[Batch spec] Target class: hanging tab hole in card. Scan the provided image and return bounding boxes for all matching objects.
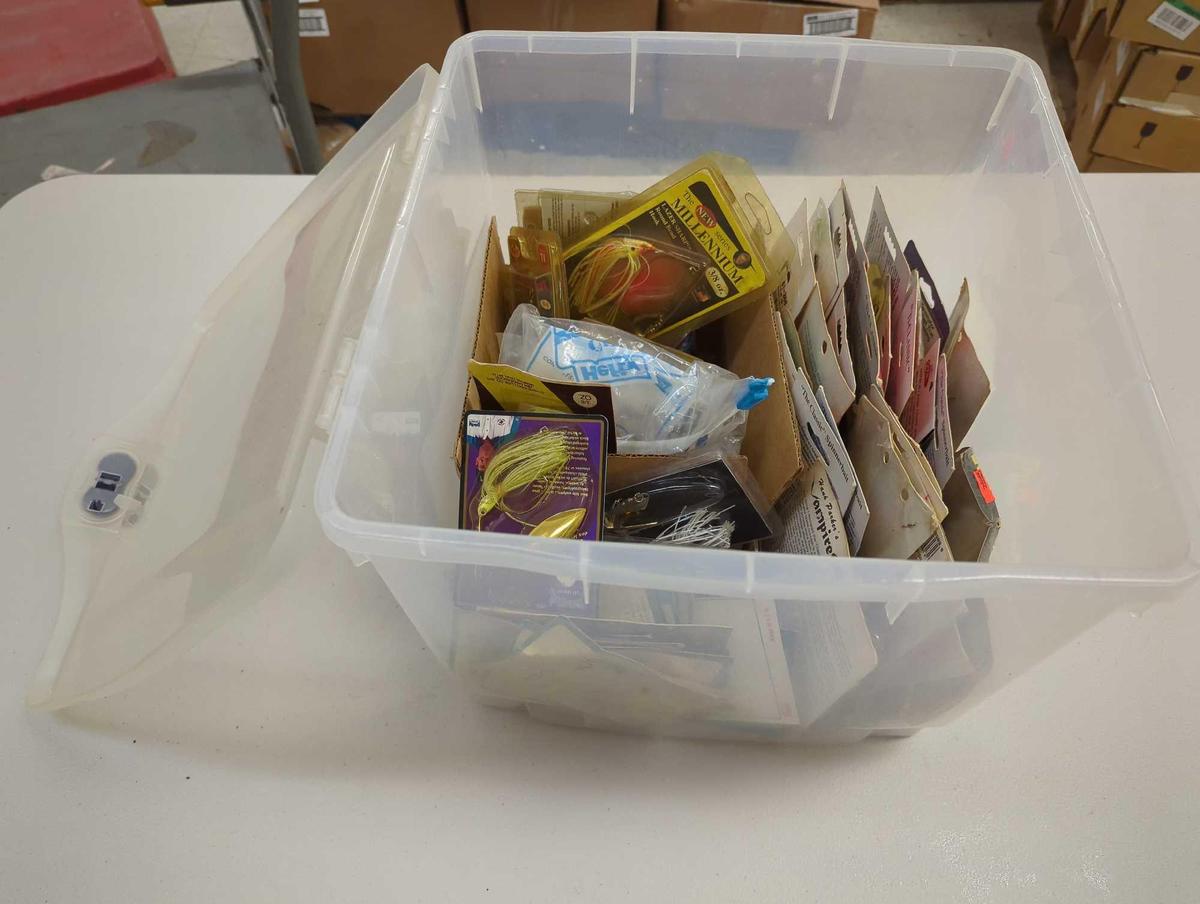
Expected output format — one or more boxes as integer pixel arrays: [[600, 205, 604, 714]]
[[743, 192, 771, 236]]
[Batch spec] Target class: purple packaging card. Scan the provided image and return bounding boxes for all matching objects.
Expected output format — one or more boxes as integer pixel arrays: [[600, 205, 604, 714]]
[[460, 411, 607, 540]]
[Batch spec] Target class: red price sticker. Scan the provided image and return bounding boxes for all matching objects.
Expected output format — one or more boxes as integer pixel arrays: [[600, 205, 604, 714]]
[[973, 467, 995, 505]]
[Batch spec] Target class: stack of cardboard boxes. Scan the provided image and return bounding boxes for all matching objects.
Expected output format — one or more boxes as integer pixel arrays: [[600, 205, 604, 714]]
[[1049, 0, 1200, 171], [463, 0, 659, 32], [465, 0, 876, 41], [294, 0, 876, 117], [1046, 0, 1112, 91], [659, 0, 876, 38], [289, 0, 465, 115]]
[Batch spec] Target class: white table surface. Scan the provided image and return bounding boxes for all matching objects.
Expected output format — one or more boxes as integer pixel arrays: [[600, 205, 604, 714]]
[[1, 174, 1197, 903]]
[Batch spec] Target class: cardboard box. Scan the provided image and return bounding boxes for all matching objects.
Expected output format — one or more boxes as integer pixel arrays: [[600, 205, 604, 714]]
[[1043, 0, 1074, 30], [662, 0, 878, 39], [1074, 19, 1111, 87], [1056, 0, 1093, 40], [1066, 0, 1111, 48], [291, 0, 463, 115], [1071, 40, 1137, 161], [1069, 0, 1112, 86], [657, 0, 875, 128], [1093, 102, 1200, 168], [1072, 40, 1200, 167], [1112, 0, 1200, 53], [465, 3, 656, 108], [464, 0, 659, 30], [1123, 44, 1200, 110], [1085, 152, 1167, 169], [460, 220, 805, 506]]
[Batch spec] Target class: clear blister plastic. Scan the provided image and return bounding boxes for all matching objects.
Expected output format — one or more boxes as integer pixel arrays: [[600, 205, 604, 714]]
[[561, 154, 771, 345], [605, 451, 781, 548], [499, 304, 771, 456]]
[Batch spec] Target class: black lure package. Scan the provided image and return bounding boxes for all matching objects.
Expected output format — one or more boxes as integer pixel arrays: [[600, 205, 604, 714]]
[[605, 451, 780, 548]]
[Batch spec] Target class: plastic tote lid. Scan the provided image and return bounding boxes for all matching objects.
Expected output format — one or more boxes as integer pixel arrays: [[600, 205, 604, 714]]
[[27, 67, 439, 710]]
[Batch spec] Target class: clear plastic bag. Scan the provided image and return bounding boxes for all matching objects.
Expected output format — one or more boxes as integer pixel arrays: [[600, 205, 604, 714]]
[[499, 304, 771, 455]]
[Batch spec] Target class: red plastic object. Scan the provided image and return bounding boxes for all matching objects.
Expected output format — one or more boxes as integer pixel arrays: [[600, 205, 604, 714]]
[[0, 0, 175, 115]]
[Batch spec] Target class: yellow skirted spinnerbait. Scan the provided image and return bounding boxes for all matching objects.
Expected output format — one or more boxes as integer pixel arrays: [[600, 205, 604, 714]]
[[567, 238, 656, 322], [476, 427, 573, 527]]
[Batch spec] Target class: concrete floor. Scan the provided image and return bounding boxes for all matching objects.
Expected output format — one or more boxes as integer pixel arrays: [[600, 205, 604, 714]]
[[153, 1, 258, 77], [875, 0, 1047, 63], [872, 1, 1073, 120]]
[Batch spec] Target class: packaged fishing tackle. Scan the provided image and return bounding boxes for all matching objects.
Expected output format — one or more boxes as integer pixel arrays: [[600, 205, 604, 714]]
[[562, 154, 770, 345], [499, 304, 771, 455], [459, 412, 607, 540], [605, 451, 780, 546], [504, 227, 569, 318]]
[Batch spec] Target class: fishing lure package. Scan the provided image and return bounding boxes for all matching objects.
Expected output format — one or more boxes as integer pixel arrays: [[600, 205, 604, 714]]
[[503, 227, 569, 318], [704, 151, 796, 312], [516, 188, 635, 247], [467, 359, 619, 452], [459, 411, 608, 540], [562, 154, 770, 345], [458, 218, 804, 510], [499, 303, 772, 456], [605, 451, 781, 548]]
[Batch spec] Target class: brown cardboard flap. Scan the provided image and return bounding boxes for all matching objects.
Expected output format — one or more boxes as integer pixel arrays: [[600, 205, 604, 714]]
[[1071, 7, 1111, 83], [472, 218, 507, 366], [1070, 39, 1137, 160], [1086, 153, 1168, 170], [1094, 103, 1200, 169], [1068, 0, 1109, 54], [1056, 0, 1091, 39], [454, 220, 504, 467], [724, 298, 805, 506], [606, 454, 671, 489], [1124, 46, 1200, 108], [1113, 0, 1200, 53]]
